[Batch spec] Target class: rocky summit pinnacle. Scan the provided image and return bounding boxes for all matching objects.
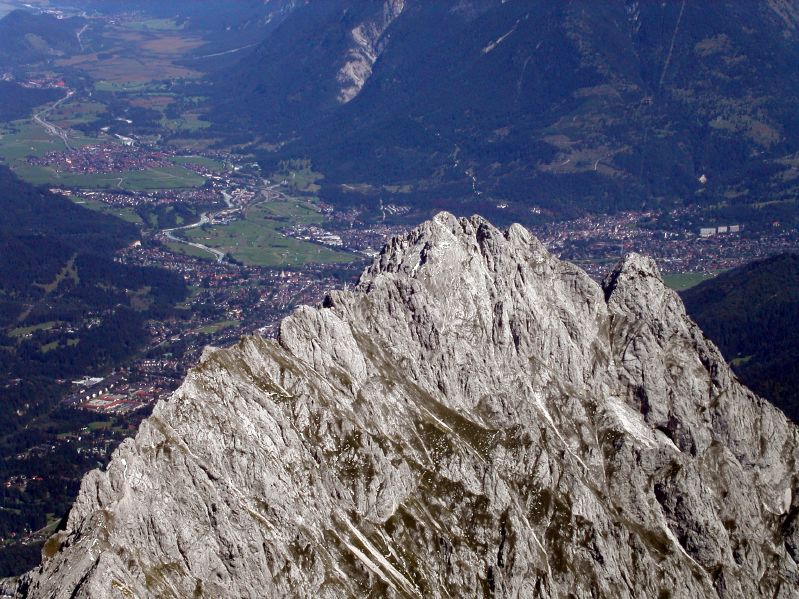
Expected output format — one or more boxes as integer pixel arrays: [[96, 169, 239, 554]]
[[3, 212, 798, 598]]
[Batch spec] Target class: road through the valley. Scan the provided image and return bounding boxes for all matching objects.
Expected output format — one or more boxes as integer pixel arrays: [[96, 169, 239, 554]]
[[33, 90, 75, 150]]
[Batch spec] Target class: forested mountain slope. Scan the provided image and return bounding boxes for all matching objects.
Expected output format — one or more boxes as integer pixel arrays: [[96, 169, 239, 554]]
[[0, 166, 186, 433], [210, 0, 799, 222], [682, 253, 799, 422]]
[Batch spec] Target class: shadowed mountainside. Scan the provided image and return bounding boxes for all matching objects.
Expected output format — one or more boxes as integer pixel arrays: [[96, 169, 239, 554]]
[[681, 253, 799, 423], [210, 0, 799, 223]]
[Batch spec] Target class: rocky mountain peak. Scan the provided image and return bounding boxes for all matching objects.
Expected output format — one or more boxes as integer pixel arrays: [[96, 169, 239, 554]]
[[3, 213, 798, 598]]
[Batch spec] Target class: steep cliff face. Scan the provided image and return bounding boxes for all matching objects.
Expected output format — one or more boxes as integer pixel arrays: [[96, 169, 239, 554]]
[[4, 213, 798, 598], [336, 0, 405, 103], [211, 0, 412, 136]]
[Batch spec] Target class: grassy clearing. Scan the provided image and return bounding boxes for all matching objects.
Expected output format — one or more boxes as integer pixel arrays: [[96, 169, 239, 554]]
[[87, 421, 112, 431], [197, 320, 240, 335], [166, 137, 223, 152], [170, 155, 225, 170], [40, 341, 60, 353], [0, 120, 96, 174], [179, 200, 355, 267], [271, 159, 324, 193], [0, 120, 87, 161], [162, 112, 210, 132], [94, 80, 170, 93], [126, 18, 183, 31], [129, 286, 153, 311], [71, 196, 144, 225], [163, 240, 215, 261], [49, 101, 107, 127], [14, 163, 205, 191], [663, 272, 720, 291], [129, 94, 176, 109], [110, 166, 205, 190], [175, 286, 205, 309], [9, 322, 57, 339], [34, 255, 79, 294], [60, 48, 200, 84], [730, 354, 754, 367]]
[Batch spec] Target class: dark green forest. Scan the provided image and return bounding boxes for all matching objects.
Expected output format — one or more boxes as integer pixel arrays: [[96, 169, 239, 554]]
[[681, 253, 799, 422], [0, 82, 64, 123], [0, 10, 83, 67], [0, 165, 186, 430]]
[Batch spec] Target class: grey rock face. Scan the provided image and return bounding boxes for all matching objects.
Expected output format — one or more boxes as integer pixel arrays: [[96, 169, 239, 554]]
[[336, 0, 405, 103], [5, 212, 798, 598]]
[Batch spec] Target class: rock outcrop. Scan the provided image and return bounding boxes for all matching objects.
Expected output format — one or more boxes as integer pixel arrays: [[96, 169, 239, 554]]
[[4, 212, 798, 598], [336, 0, 405, 103]]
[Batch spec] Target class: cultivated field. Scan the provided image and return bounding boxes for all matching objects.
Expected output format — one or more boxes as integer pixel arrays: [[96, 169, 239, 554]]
[[178, 201, 355, 267]]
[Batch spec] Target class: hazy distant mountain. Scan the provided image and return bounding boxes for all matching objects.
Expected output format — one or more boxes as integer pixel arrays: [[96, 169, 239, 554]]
[[210, 0, 799, 222], [181, 0, 305, 70], [0, 10, 84, 68], [210, 1, 405, 136], [681, 253, 799, 422]]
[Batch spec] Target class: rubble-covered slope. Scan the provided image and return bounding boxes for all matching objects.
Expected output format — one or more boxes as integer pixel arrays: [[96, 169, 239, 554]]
[[4, 212, 799, 598]]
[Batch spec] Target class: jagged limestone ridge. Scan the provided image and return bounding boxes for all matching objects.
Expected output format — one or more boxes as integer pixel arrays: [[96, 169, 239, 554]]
[[4, 212, 798, 598]]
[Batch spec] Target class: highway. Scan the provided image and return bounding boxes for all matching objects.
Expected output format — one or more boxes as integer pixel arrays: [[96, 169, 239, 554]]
[[162, 211, 226, 263], [33, 90, 75, 150], [161, 185, 283, 264]]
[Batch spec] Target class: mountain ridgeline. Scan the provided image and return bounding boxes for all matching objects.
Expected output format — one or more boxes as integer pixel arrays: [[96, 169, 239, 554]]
[[209, 0, 799, 224], [3, 214, 797, 598]]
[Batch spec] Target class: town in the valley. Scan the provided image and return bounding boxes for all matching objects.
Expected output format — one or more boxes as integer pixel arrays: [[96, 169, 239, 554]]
[[8, 125, 799, 425], [43, 141, 799, 427]]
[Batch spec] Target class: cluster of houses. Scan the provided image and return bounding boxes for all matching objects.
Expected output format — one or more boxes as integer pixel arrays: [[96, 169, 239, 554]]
[[699, 224, 742, 238]]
